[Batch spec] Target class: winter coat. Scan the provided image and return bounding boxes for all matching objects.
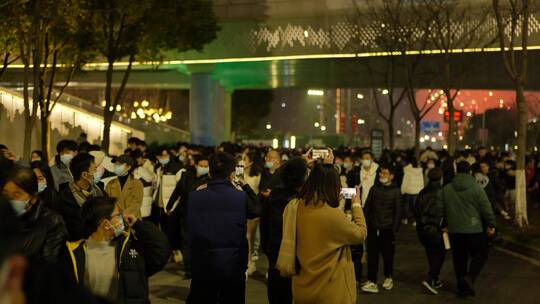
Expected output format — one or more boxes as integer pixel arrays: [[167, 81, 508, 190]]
[[56, 182, 105, 241], [363, 182, 402, 232], [292, 202, 367, 304], [105, 175, 144, 218], [153, 162, 183, 209], [61, 220, 170, 304], [187, 179, 262, 280], [360, 163, 379, 206], [414, 182, 444, 246], [50, 161, 73, 191], [401, 164, 425, 195], [133, 160, 156, 218], [265, 186, 297, 265], [437, 173, 496, 234], [20, 201, 68, 264]]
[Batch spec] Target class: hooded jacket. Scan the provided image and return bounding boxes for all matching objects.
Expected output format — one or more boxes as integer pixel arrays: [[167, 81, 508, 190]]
[[437, 173, 496, 234], [61, 220, 170, 304]]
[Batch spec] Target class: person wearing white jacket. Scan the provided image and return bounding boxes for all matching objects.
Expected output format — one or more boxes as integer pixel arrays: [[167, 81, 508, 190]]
[[130, 149, 156, 219], [400, 160, 425, 225], [360, 151, 379, 207]]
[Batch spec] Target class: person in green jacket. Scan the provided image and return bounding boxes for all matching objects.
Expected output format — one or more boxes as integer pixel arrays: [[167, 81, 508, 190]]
[[437, 161, 496, 298]]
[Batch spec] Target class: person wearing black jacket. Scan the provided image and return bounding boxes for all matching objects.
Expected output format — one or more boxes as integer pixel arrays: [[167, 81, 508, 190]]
[[265, 157, 308, 304], [415, 168, 446, 295], [1, 167, 68, 264], [60, 196, 170, 304], [56, 153, 105, 241], [186, 152, 262, 304], [165, 155, 211, 279], [361, 164, 402, 294]]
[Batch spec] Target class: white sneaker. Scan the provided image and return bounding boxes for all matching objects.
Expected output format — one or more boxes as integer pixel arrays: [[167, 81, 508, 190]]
[[361, 281, 379, 293], [382, 277, 394, 290], [401, 219, 408, 225]]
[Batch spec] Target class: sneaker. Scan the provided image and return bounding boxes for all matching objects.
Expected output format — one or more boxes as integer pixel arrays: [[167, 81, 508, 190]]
[[412, 221, 417, 227], [433, 280, 443, 289], [247, 260, 257, 275], [172, 250, 183, 263], [382, 277, 394, 290], [361, 281, 379, 293], [401, 219, 408, 225], [422, 280, 439, 295], [501, 210, 511, 220]]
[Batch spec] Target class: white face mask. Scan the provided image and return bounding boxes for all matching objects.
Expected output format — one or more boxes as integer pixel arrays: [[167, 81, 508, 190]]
[[427, 163, 436, 169], [60, 153, 74, 165], [197, 166, 209, 176], [379, 177, 390, 185], [114, 165, 128, 176], [362, 159, 372, 168]]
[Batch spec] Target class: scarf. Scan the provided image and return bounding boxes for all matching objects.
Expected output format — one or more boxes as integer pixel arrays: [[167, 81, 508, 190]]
[[69, 181, 103, 207], [276, 198, 300, 277]]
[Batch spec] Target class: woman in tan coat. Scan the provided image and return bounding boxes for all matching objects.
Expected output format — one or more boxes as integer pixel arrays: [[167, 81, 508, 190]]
[[105, 154, 144, 218], [292, 163, 367, 304]]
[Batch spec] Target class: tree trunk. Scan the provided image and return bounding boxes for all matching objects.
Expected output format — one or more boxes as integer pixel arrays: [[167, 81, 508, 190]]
[[515, 83, 529, 227], [447, 97, 456, 154], [388, 113, 395, 149], [101, 61, 114, 153], [414, 116, 421, 159], [22, 64, 34, 160], [41, 113, 51, 161]]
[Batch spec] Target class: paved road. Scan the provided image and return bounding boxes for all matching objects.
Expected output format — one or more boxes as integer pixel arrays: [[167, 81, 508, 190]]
[[149, 225, 540, 304]]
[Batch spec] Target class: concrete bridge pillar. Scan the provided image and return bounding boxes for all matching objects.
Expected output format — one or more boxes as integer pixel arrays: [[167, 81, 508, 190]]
[[189, 64, 233, 146]]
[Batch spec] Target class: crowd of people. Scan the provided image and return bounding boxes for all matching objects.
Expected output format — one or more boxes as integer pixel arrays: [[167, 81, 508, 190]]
[[0, 134, 534, 303]]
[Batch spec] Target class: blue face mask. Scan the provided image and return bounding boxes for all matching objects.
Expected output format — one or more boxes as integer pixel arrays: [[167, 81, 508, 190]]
[[110, 215, 126, 238], [159, 158, 170, 166], [60, 154, 74, 165], [38, 182, 47, 193], [114, 165, 128, 176], [9, 200, 28, 216], [179, 155, 186, 163], [94, 167, 104, 184], [265, 161, 274, 169]]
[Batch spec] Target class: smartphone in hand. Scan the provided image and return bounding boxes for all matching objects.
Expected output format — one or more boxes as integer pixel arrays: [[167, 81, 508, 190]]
[[340, 188, 357, 200], [312, 148, 329, 160]]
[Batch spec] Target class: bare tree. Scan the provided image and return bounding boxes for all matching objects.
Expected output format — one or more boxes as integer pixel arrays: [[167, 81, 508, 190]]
[[492, 0, 534, 227], [352, 0, 421, 149], [421, 0, 492, 155]]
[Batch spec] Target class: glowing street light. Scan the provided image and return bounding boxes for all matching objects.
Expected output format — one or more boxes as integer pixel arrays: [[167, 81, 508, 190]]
[[141, 100, 149, 107], [266, 123, 272, 130], [307, 89, 324, 96], [314, 122, 320, 128], [357, 118, 365, 125], [357, 93, 364, 99], [320, 125, 327, 131], [382, 89, 389, 95]]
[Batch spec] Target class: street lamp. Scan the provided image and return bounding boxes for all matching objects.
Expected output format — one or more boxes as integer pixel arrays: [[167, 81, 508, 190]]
[[314, 122, 320, 128], [357, 118, 365, 125], [382, 89, 389, 95], [266, 123, 272, 130], [357, 93, 364, 99], [320, 125, 327, 131]]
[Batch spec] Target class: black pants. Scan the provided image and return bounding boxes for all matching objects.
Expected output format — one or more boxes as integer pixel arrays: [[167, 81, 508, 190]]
[[367, 229, 395, 281], [187, 275, 246, 304], [267, 265, 292, 304], [351, 244, 364, 283], [424, 245, 446, 281], [180, 215, 191, 275], [449, 233, 489, 286]]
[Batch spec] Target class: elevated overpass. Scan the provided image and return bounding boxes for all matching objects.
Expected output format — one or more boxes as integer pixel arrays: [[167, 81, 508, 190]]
[[3, 0, 540, 145]]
